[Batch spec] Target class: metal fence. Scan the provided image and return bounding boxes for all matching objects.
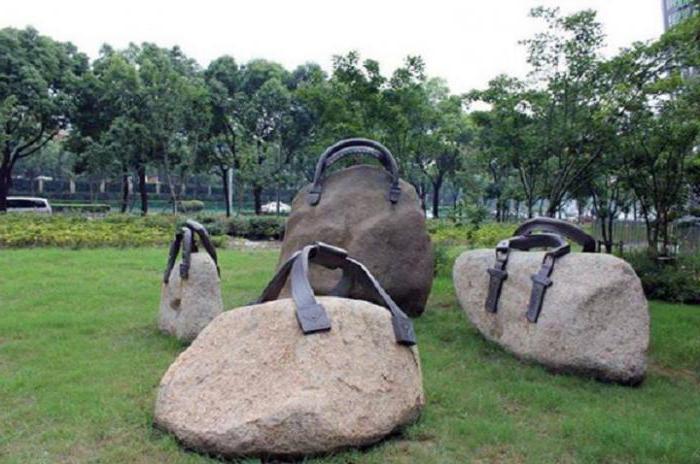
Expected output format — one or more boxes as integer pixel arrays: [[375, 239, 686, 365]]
[[591, 220, 700, 255]]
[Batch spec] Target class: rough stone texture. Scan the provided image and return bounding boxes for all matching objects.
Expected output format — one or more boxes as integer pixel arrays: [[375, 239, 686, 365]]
[[279, 165, 434, 317], [453, 250, 649, 384], [159, 252, 223, 342], [154, 297, 424, 458]]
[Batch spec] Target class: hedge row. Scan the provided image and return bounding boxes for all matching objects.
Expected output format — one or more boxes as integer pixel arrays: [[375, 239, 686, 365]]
[[0, 214, 285, 248], [52, 203, 111, 213]]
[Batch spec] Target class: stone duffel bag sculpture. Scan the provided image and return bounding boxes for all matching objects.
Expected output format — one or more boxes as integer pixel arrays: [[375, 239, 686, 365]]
[[154, 242, 424, 459], [453, 218, 649, 385], [278, 138, 433, 317], [159, 219, 223, 342]]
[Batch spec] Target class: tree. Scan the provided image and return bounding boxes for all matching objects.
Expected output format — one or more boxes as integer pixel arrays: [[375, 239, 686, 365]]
[[71, 44, 209, 215], [413, 79, 472, 218], [521, 7, 608, 217], [608, 21, 700, 255], [238, 65, 291, 214], [0, 27, 88, 211], [468, 76, 542, 218], [200, 56, 242, 217]]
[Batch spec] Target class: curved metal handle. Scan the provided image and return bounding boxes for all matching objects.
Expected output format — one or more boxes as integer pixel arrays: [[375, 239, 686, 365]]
[[507, 232, 570, 254], [307, 138, 401, 206], [162, 220, 220, 283], [179, 227, 194, 280], [163, 230, 184, 284], [514, 218, 596, 252], [185, 219, 220, 276], [256, 242, 416, 345], [485, 233, 571, 319]]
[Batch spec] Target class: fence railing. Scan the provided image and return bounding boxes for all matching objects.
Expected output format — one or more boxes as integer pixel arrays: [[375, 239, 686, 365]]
[[591, 220, 700, 255]]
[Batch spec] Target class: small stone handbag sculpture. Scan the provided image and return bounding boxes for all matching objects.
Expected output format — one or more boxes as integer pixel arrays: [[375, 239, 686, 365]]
[[453, 218, 649, 385], [159, 219, 223, 342], [278, 138, 434, 317], [155, 242, 424, 459]]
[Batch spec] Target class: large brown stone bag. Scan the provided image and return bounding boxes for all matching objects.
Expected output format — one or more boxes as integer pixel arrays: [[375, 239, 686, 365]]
[[159, 220, 223, 342], [453, 218, 649, 385], [155, 243, 424, 459], [278, 138, 433, 317]]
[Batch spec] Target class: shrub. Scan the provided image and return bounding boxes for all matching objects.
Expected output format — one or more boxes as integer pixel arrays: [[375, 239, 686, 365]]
[[0, 214, 175, 248], [52, 203, 111, 213], [177, 200, 205, 213], [433, 243, 451, 277], [428, 220, 514, 248], [626, 252, 700, 304], [246, 216, 285, 240]]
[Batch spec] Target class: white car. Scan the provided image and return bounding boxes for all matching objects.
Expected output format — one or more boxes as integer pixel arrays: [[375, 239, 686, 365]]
[[7, 196, 52, 214], [261, 201, 291, 214]]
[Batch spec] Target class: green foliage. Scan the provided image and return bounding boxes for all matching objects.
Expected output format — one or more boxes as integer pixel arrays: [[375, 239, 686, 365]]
[[0, 213, 289, 248], [0, 27, 89, 211], [52, 203, 111, 213], [626, 252, 700, 304], [428, 220, 514, 248], [220, 215, 285, 240], [1, 248, 700, 462], [176, 200, 205, 213], [0, 214, 176, 248]]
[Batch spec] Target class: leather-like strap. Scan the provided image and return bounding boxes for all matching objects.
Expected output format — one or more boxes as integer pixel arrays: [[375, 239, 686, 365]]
[[307, 138, 401, 206], [514, 218, 596, 252], [256, 242, 416, 345], [185, 219, 220, 276], [163, 220, 220, 283], [163, 230, 184, 283], [179, 227, 193, 280], [290, 245, 333, 333], [484, 233, 570, 321]]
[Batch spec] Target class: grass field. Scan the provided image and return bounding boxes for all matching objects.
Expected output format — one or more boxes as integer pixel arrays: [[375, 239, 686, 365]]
[[1, 248, 699, 463]]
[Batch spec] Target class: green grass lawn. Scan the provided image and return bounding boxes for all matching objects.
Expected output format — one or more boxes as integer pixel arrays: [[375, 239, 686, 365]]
[[1, 248, 699, 463]]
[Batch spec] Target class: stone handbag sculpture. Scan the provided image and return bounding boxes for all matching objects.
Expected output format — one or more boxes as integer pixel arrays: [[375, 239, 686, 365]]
[[155, 242, 424, 459], [159, 219, 223, 342], [453, 218, 649, 385], [278, 138, 434, 317]]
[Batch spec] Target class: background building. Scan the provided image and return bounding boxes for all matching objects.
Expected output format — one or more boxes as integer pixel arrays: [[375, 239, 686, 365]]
[[663, 0, 698, 30]]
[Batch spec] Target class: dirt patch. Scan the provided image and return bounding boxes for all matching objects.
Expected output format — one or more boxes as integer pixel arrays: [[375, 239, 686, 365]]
[[649, 362, 700, 386], [227, 237, 281, 251]]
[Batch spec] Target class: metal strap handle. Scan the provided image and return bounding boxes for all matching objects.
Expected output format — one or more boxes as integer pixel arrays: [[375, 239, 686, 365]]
[[185, 220, 220, 276], [514, 218, 596, 252], [257, 242, 416, 345], [179, 227, 194, 280], [485, 233, 570, 321], [163, 230, 184, 284], [307, 138, 401, 206], [162, 220, 219, 283]]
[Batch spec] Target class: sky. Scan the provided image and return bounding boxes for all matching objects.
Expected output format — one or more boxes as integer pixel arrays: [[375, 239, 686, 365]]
[[2, 0, 665, 93]]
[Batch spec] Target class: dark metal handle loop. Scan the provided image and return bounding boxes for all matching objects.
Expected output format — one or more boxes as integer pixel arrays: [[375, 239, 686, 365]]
[[514, 218, 596, 252], [162, 220, 219, 283], [179, 227, 193, 280], [185, 219, 220, 276], [307, 138, 401, 206], [485, 233, 571, 320], [256, 242, 416, 345], [163, 231, 184, 283]]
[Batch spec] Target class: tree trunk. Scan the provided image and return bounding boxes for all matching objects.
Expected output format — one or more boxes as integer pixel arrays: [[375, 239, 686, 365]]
[[120, 173, 129, 214], [221, 166, 231, 217], [137, 165, 148, 216], [0, 164, 10, 212], [432, 177, 443, 219], [253, 185, 263, 215], [162, 157, 178, 214]]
